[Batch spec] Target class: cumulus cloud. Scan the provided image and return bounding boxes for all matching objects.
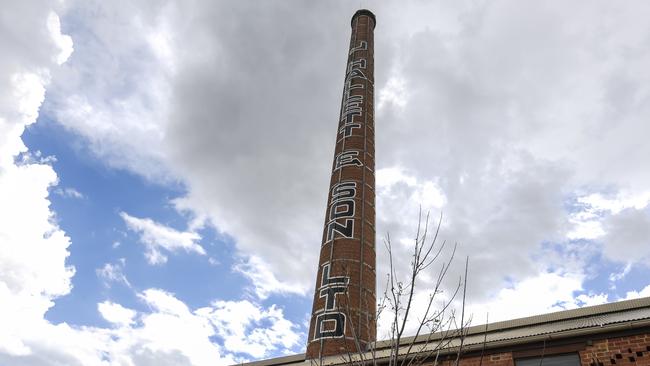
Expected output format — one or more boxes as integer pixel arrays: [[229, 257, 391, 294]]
[[469, 272, 597, 322], [233, 256, 305, 300], [603, 208, 650, 265], [1, 3, 303, 363], [370, 1, 650, 306], [96, 258, 131, 288], [569, 192, 650, 266], [373, 0, 645, 300], [624, 285, 650, 300], [568, 191, 650, 240], [42, 0, 650, 315], [46, 0, 172, 179], [0, 0, 74, 356], [102, 289, 300, 364], [98, 301, 137, 327], [46, 11, 73, 65], [200, 298, 301, 359], [120, 211, 206, 265], [46, 1, 368, 299], [54, 186, 84, 199], [609, 263, 633, 283], [0, 287, 302, 365], [0, 159, 74, 356]]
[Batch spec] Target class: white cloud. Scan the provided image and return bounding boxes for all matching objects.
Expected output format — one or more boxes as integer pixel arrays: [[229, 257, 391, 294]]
[[54, 186, 84, 199], [200, 298, 301, 359], [567, 218, 605, 240], [623, 284, 650, 300], [97, 289, 300, 364], [579, 192, 650, 215], [122, 289, 225, 365], [378, 76, 408, 110], [602, 208, 650, 265], [0, 72, 48, 168], [0, 0, 75, 357], [98, 301, 136, 327], [468, 272, 608, 323], [36, 0, 650, 319], [46, 0, 173, 180], [609, 263, 633, 283], [567, 191, 650, 268], [575, 293, 610, 307], [120, 211, 206, 265], [568, 191, 650, 242], [96, 259, 131, 288], [0, 287, 302, 365], [233, 256, 305, 299], [377, 167, 446, 210], [46, 12, 73, 65], [0, 2, 302, 364]]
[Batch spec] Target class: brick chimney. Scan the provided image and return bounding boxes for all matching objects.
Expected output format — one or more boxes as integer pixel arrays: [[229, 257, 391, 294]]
[[306, 9, 377, 360]]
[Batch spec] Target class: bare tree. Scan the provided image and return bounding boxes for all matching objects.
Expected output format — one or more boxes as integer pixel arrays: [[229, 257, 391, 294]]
[[315, 210, 471, 366], [379, 211, 470, 366]]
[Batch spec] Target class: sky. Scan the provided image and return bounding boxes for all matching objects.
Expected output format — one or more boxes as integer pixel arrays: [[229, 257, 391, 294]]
[[1, 0, 650, 364]]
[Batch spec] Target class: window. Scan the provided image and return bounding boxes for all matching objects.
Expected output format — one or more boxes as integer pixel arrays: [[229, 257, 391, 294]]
[[516, 353, 581, 366]]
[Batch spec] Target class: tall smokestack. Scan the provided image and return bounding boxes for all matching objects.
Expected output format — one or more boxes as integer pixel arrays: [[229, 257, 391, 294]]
[[306, 9, 377, 359]]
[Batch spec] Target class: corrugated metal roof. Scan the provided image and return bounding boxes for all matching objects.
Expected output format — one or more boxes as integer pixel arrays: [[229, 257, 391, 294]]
[[394, 296, 650, 347], [355, 304, 650, 365], [234, 354, 304, 366], [449, 306, 650, 348], [234, 297, 650, 366], [477, 297, 650, 332]]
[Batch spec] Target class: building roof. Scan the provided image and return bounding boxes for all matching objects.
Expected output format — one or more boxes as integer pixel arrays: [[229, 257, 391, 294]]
[[235, 297, 650, 366]]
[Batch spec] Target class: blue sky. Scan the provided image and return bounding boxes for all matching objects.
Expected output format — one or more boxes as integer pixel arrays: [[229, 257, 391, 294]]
[[22, 116, 311, 358], [2, 1, 650, 365]]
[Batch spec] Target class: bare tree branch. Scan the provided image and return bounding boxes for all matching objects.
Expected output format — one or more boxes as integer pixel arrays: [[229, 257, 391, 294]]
[[332, 211, 472, 366]]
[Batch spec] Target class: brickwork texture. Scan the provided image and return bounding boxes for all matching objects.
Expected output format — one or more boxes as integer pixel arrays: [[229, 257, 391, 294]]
[[305, 9, 377, 359]]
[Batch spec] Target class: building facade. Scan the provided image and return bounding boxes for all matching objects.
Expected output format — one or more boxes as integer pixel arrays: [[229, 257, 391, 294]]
[[240, 297, 650, 366]]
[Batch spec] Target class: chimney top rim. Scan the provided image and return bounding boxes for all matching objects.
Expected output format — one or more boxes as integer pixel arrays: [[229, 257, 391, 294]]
[[351, 9, 376, 29]]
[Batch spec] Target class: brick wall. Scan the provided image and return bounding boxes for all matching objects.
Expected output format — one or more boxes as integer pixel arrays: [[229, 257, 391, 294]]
[[428, 353, 514, 366], [421, 333, 650, 366], [580, 333, 650, 366]]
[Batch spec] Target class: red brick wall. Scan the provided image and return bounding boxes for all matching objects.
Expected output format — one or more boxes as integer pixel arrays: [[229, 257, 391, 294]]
[[427, 353, 514, 366], [421, 333, 650, 366], [580, 333, 650, 366]]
